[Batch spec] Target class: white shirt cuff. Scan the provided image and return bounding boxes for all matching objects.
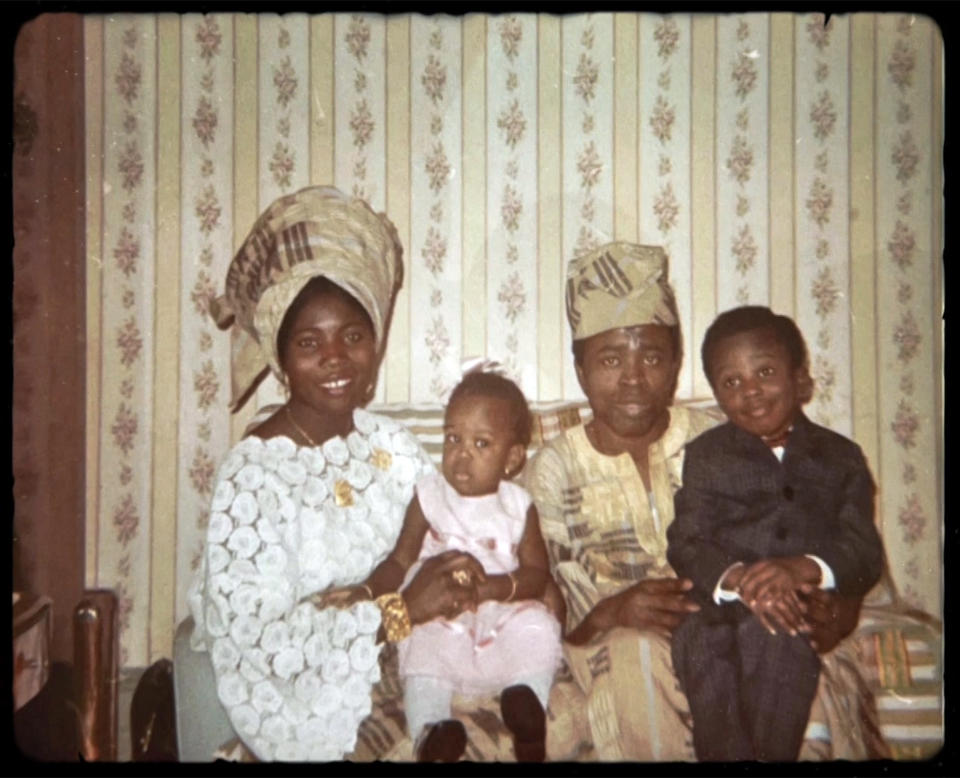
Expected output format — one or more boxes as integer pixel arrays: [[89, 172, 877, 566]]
[[805, 554, 836, 590], [713, 562, 745, 605]]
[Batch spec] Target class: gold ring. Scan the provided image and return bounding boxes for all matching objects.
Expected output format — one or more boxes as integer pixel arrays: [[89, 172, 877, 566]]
[[452, 569, 471, 586]]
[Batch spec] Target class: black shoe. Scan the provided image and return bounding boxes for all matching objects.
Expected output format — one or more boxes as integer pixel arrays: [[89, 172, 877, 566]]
[[500, 685, 546, 762], [416, 719, 467, 762]]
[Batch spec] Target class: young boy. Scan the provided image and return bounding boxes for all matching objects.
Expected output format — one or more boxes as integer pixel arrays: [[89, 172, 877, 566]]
[[666, 306, 884, 761]]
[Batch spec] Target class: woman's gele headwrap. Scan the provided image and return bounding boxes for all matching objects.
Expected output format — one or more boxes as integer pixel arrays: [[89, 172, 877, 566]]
[[565, 242, 679, 341], [210, 186, 404, 411]]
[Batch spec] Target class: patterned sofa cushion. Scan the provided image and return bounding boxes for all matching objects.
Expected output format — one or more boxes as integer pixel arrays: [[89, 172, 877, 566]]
[[854, 606, 943, 760]]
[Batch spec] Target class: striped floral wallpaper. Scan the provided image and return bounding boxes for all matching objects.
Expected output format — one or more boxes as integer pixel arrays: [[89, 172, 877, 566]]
[[81, 12, 943, 666]]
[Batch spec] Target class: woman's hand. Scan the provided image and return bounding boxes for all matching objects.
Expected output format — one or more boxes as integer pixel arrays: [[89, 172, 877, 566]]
[[614, 577, 701, 639], [308, 585, 370, 610], [800, 587, 863, 654], [402, 550, 487, 625]]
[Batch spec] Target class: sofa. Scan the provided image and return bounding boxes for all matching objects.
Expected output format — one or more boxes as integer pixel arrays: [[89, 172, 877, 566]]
[[173, 399, 943, 761]]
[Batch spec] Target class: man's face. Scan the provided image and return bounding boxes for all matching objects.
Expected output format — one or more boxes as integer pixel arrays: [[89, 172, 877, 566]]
[[575, 324, 681, 443]]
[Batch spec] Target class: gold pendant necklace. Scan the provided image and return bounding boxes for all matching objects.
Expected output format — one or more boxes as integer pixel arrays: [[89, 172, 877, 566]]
[[285, 405, 318, 447]]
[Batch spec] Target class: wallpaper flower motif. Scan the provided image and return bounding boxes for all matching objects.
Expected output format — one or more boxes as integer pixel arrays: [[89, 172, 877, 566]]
[[497, 272, 527, 323], [113, 494, 140, 547], [195, 15, 221, 60], [118, 143, 144, 192], [421, 55, 447, 104], [726, 135, 754, 184], [649, 95, 675, 143], [805, 177, 834, 228], [810, 266, 839, 317], [897, 493, 926, 545], [194, 185, 222, 234], [497, 99, 527, 148], [805, 13, 832, 49], [498, 16, 522, 58], [113, 228, 140, 276], [501, 184, 522, 232], [891, 399, 919, 449], [115, 52, 142, 103], [654, 17, 679, 59], [193, 359, 220, 411], [891, 131, 919, 182], [573, 53, 599, 102], [577, 141, 602, 189], [116, 318, 143, 367], [270, 143, 295, 189], [345, 15, 371, 60], [189, 446, 215, 495], [893, 310, 921, 362], [349, 100, 374, 149], [809, 91, 837, 140], [887, 39, 916, 90], [190, 270, 216, 316], [653, 182, 679, 233], [192, 96, 218, 147], [425, 143, 451, 192], [421, 226, 446, 276], [272, 56, 298, 108], [731, 225, 757, 274], [111, 403, 139, 456], [425, 316, 451, 366], [812, 355, 837, 405], [731, 51, 758, 99]]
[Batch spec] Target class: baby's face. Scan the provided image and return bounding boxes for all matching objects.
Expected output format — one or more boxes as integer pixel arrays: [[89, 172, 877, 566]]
[[708, 327, 809, 444], [442, 395, 522, 497]]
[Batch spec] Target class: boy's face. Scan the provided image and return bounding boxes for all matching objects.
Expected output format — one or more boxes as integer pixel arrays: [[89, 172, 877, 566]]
[[707, 327, 810, 444], [442, 395, 525, 497]]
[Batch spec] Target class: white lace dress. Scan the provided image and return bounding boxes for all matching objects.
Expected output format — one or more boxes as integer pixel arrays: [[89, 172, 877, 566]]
[[187, 408, 434, 761]]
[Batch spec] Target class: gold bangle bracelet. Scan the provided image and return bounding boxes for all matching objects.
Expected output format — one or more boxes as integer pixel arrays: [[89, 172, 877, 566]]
[[375, 592, 412, 643], [505, 572, 518, 603]]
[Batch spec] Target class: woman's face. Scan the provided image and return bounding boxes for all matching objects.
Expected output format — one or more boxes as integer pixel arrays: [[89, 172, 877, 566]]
[[279, 287, 377, 419], [575, 324, 681, 443]]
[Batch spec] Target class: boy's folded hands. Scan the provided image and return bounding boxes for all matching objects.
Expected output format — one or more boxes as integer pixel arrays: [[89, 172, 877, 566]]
[[734, 556, 822, 637]]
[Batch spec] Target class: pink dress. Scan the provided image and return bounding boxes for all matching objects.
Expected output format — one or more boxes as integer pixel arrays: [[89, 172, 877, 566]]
[[397, 471, 563, 696]]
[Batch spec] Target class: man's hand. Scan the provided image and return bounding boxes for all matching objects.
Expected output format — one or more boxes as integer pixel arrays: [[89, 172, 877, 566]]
[[614, 578, 701, 639], [800, 587, 862, 654]]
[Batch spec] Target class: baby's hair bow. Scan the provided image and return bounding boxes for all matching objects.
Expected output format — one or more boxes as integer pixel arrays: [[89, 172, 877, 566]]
[[460, 356, 508, 377]]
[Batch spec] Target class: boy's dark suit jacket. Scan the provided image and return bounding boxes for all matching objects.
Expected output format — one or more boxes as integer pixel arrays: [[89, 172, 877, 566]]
[[668, 412, 884, 618]]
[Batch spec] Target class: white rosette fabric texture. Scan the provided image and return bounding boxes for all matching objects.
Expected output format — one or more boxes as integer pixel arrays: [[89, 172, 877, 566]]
[[187, 409, 434, 761]]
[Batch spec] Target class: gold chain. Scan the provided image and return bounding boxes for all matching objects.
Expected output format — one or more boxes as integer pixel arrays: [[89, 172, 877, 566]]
[[285, 405, 318, 447]]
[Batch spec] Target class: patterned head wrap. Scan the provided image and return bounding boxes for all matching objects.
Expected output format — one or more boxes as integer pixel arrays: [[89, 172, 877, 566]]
[[210, 186, 404, 410], [565, 242, 679, 341]]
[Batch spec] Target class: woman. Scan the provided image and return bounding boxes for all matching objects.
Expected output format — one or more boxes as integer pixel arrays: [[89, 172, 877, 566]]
[[186, 186, 484, 761], [525, 242, 887, 761]]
